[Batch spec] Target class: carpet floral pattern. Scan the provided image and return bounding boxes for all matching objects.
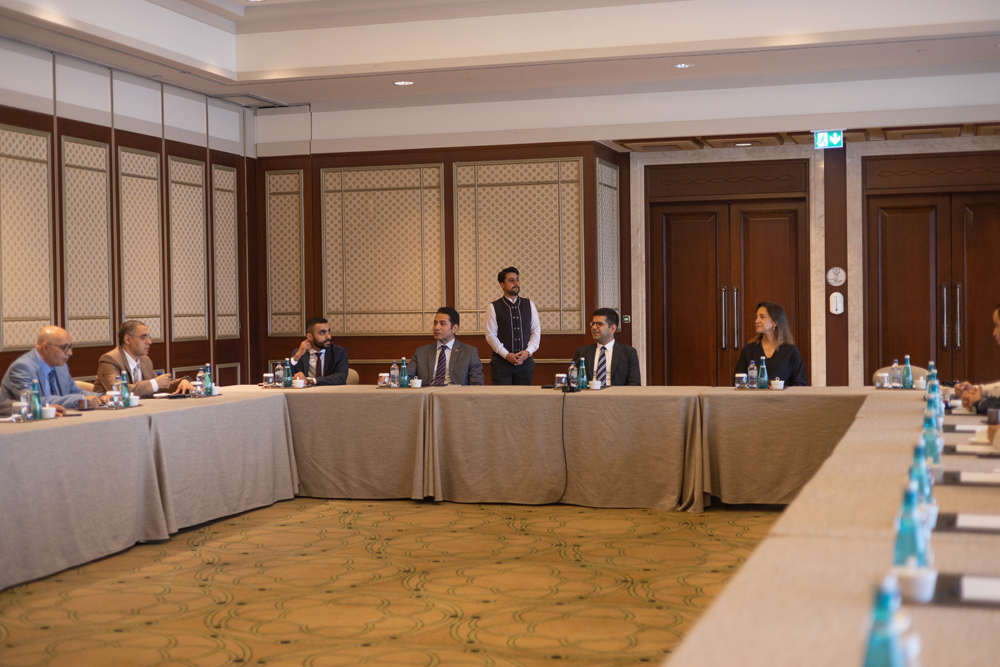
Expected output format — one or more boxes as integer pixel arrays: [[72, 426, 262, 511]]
[[0, 500, 777, 666]]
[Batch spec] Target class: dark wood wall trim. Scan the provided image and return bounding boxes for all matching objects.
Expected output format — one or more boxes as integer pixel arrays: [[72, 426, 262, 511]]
[[648, 159, 808, 201], [824, 147, 849, 385], [865, 152, 1000, 192]]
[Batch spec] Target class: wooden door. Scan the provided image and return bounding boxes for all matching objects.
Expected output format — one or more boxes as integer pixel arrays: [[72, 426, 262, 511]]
[[650, 203, 730, 386], [951, 192, 1000, 383], [865, 194, 951, 380], [729, 200, 810, 382]]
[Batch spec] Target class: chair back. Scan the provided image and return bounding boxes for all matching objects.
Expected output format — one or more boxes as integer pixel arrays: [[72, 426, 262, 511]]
[[74, 380, 95, 392], [871, 365, 930, 385], [347, 368, 360, 385]]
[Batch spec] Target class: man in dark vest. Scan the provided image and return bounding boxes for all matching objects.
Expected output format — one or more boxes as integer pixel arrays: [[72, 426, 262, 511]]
[[485, 266, 541, 385]]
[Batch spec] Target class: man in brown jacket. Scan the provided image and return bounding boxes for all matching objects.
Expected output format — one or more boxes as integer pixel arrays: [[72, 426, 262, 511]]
[[93, 320, 192, 397]]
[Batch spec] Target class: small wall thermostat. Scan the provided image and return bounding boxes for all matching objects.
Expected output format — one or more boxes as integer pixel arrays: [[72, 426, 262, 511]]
[[830, 292, 844, 315]]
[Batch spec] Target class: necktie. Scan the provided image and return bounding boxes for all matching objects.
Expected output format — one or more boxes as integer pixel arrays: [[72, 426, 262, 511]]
[[597, 346, 608, 386], [48, 368, 60, 395], [433, 346, 448, 386]]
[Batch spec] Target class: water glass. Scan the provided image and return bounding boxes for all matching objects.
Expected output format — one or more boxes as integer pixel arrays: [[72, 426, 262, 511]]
[[734, 373, 748, 389], [263, 373, 274, 387], [191, 380, 205, 398]]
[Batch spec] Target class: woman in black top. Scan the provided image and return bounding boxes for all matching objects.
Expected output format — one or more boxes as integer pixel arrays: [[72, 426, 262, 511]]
[[734, 301, 808, 386]]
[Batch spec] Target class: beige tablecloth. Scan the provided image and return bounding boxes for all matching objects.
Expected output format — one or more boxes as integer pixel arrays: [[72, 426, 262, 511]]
[[282, 385, 438, 500], [700, 387, 869, 504], [561, 387, 707, 511], [426, 386, 567, 503]]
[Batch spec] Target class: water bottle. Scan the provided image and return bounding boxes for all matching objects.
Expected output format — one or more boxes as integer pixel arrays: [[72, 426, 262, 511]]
[[902, 355, 913, 389], [910, 443, 933, 505], [389, 360, 400, 388], [922, 410, 942, 465], [273, 361, 284, 389], [891, 359, 902, 388], [893, 482, 927, 567], [578, 358, 588, 390], [119, 372, 131, 406], [203, 363, 213, 395], [19, 388, 33, 421], [927, 379, 944, 422], [400, 357, 410, 388], [568, 361, 578, 389], [195, 367, 206, 397], [863, 576, 906, 667], [30, 379, 42, 420], [757, 356, 768, 389], [747, 360, 757, 390]]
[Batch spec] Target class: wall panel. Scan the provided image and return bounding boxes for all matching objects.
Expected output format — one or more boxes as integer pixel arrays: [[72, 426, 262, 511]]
[[0, 125, 53, 350], [119, 147, 163, 341], [168, 157, 208, 341], [596, 159, 621, 314], [62, 137, 112, 346], [212, 165, 239, 339], [266, 170, 304, 336]]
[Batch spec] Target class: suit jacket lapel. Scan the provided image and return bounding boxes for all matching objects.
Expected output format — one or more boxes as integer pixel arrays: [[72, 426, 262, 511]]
[[610, 344, 623, 378], [448, 341, 460, 383], [118, 347, 134, 384]]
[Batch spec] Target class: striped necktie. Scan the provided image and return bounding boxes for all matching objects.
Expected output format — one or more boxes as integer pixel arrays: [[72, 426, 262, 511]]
[[433, 345, 448, 386], [596, 346, 608, 386], [48, 368, 60, 395]]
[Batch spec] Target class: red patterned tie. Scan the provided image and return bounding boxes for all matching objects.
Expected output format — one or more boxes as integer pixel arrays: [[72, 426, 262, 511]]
[[433, 346, 448, 386]]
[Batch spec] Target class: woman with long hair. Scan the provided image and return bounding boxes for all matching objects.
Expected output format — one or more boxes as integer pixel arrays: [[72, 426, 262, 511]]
[[734, 301, 808, 386]]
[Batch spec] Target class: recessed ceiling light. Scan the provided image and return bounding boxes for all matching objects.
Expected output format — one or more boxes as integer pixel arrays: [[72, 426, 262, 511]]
[[394, 81, 414, 86], [734, 143, 753, 147], [248, 0, 265, 3], [674, 63, 694, 69]]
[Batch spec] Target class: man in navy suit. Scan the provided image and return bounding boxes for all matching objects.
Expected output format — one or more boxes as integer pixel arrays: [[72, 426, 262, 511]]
[[289, 317, 350, 386], [0, 325, 106, 408], [409, 307, 484, 386], [572, 308, 641, 387]]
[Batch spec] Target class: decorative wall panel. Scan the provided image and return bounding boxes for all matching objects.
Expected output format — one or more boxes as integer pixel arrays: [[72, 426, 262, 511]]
[[212, 165, 239, 339], [596, 159, 621, 315], [266, 170, 303, 336], [119, 147, 163, 341], [168, 157, 207, 341], [321, 165, 444, 334], [454, 158, 583, 333], [0, 126, 53, 350], [62, 137, 112, 346]]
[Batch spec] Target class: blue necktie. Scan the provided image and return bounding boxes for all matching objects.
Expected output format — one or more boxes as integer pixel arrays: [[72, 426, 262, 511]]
[[596, 346, 608, 386], [48, 368, 60, 395]]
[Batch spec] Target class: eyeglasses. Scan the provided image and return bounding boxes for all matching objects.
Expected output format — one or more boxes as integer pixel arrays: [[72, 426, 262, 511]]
[[47, 342, 73, 352], [136, 334, 152, 341]]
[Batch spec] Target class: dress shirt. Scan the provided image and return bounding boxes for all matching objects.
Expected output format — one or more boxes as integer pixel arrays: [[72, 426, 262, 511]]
[[123, 350, 157, 392], [484, 296, 541, 358], [590, 338, 616, 382], [435, 339, 455, 386]]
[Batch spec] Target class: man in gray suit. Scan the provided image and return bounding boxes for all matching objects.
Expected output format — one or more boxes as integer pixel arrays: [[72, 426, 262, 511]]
[[409, 307, 484, 386], [0, 325, 106, 408]]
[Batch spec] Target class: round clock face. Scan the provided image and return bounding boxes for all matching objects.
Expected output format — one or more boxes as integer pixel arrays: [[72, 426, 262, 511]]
[[826, 267, 846, 287]]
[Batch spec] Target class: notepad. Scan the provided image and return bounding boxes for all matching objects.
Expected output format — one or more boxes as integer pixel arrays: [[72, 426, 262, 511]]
[[953, 444, 998, 454], [954, 424, 985, 433], [959, 472, 1000, 485], [955, 514, 1000, 531], [963, 576, 1000, 604]]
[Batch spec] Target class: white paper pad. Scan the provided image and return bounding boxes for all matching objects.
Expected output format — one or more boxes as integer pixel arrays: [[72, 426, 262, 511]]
[[962, 576, 1000, 603], [954, 424, 985, 433], [954, 444, 999, 454], [955, 514, 1000, 531], [959, 472, 1000, 485]]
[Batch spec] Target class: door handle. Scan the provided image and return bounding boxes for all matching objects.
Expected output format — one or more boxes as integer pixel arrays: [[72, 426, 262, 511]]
[[941, 284, 948, 349], [955, 283, 962, 350], [733, 286, 740, 349], [721, 287, 727, 350]]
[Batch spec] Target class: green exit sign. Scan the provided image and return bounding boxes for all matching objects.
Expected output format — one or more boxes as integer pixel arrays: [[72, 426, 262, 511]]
[[813, 130, 844, 149]]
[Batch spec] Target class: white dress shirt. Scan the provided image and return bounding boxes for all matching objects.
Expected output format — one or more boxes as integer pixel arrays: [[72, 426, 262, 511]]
[[484, 296, 541, 358], [434, 339, 455, 386], [590, 338, 615, 383], [123, 349, 157, 392]]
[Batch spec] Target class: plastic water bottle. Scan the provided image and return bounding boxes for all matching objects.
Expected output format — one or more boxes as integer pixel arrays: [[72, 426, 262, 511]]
[[400, 357, 410, 388], [910, 443, 933, 505], [273, 361, 284, 389], [30, 379, 42, 420], [893, 481, 927, 567], [902, 355, 913, 389], [863, 576, 906, 667], [757, 356, 768, 389], [922, 410, 942, 465], [747, 360, 757, 390], [119, 372, 131, 406], [568, 361, 578, 389], [203, 364, 213, 395], [890, 360, 901, 389], [578, 358, 588, 390], [389, 360, 400, 388]]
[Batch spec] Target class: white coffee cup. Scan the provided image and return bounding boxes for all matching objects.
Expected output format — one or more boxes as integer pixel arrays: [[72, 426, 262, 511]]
[[590, 379, 601, 390], [770, 379, 785, 390], [292, 379, 305, 389], [915, 376, 927, 390], [411, 378, 423, 388], [212, 385, 220, 396], [129, 395, 140, 407], [894, 564, 938, 604], [41, 406, 56, 419]]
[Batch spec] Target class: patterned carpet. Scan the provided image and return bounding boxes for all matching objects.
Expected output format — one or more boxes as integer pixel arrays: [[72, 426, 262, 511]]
[[0, 500, 777, 666]]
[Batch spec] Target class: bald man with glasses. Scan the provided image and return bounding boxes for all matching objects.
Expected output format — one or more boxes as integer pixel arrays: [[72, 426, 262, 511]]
[[0, 325, 105, 408], [92, 320, 193, 396]]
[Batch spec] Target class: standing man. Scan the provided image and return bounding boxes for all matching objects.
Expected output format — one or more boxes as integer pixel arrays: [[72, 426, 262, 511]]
[[485, 267, 540, 385], [573, 308, 641, 386], [289, 317, 350, 386], [0, 325, 105, 408], [410, 307, 484, 386], [93, 320, 192, 396]]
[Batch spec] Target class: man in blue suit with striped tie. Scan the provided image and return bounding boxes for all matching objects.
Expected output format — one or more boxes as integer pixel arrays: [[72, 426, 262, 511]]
[[573, 308, 641, 387], [0, 325, 105, 408]]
